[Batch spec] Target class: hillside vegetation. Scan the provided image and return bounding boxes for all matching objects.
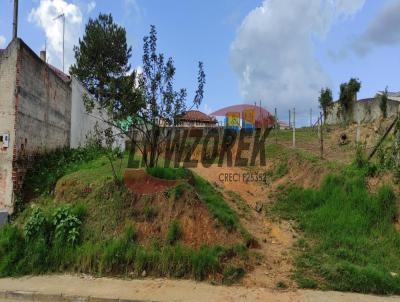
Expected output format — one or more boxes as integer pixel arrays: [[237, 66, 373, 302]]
[[272, 156, 400, 294], [0, 148, 250, 284]]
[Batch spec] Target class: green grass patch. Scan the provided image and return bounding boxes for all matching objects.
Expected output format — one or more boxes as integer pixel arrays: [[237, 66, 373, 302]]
[[146, 167, 191, 180], [273, 163, 400, 295], [193, 175, 240, 232]]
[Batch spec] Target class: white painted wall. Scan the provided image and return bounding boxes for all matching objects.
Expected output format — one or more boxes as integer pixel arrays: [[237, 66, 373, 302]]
[[70, 77, 125, 150]]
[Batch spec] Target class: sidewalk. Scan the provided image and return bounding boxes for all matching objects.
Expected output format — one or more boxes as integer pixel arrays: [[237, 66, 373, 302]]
[[0, 275, 399, 302]]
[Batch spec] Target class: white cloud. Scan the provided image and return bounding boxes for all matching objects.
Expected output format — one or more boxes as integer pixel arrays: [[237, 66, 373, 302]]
[[28, 0, 83, 73], [124, 0, 141, 18], [230, 0, 365, 119], [352, 0, 400, 56], [87, 1, 96, 13], [0, 35, 5, 47]]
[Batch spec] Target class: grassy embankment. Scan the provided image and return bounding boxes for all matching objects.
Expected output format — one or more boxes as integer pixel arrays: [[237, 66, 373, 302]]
[[272, 151, 400, 295], [0, 148, 249, 284]]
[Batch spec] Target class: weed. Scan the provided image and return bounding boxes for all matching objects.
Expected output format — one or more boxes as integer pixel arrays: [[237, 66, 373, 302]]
[[52, 205, 82, 246], [276, 281, 288, 289], [23, 207, 47, 241], [166, 220, 182, 245], [226, 191, 251, 216], [222, 266, 245, 285], [274, 161, 288, 179], [174, 183, 193, 199], [143, 203, 157, 221], [296, 276, 318, 289]]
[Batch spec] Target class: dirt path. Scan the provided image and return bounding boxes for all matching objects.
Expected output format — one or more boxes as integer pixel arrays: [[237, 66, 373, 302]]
[[192, 165, 297, 289], [0, 275, 398, 302]]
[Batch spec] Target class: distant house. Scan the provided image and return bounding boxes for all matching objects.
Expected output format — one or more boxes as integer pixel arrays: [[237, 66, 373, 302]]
[[177, 110, 218, 128], [278, 121, 290, 130]]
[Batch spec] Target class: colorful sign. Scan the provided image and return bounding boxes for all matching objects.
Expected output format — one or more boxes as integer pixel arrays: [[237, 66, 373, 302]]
[[226, 112, 240, 127], [242, 108, 255, 129]]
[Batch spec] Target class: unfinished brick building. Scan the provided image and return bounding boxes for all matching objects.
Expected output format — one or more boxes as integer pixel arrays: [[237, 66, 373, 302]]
[[0, 38, 124, 216], [0, 38, 71, 215]]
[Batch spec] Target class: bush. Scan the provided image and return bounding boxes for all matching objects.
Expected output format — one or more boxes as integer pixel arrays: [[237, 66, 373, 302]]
[[52, 205, 82, 246], [23, 207, 48, 241]]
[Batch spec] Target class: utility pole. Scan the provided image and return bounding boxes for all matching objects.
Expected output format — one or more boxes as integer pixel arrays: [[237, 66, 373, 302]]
[[292, 108, 296, 148], [54, 13, 65, 73], [12, 0, 19, 39], [310, 108, 312, 127]]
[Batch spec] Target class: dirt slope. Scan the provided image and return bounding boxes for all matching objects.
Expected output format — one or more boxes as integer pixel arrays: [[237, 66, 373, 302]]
[[192, 164, 297, 289]]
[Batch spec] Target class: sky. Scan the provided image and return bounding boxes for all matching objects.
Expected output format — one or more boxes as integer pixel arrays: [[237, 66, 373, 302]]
[[0, 0, 399, 126]]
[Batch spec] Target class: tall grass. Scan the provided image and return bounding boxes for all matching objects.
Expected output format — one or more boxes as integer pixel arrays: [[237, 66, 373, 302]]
[[273, 163, 400, 294], [0, 223, 242, 282]]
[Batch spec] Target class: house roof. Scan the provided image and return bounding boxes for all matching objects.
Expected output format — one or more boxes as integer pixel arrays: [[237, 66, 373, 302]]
[[179, 110, 217, 123]]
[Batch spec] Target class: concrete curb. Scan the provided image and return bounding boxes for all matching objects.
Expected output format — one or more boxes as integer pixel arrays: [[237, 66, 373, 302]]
[[0, 290, 157, 302]]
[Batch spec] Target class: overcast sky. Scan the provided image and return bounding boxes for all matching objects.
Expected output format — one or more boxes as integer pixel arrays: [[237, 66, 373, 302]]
[[0, 0, 399, 126]]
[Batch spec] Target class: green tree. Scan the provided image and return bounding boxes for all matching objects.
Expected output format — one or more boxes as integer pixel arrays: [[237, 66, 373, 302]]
[[338, 78, 361, 121], [318, 88, 333, 123], [133, 25, 206, 167], [71, 21, 205, 169], [70, 13, 132, 105], [378, 87, 388, 118], [70, 13, 144, 172]]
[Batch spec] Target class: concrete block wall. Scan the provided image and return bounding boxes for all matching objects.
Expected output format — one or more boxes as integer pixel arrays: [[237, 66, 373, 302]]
[[0, 42, 17, 211], [326, 98, 400, 125], [16, 40, 71, 156], [0, 38, 125, 213], [12, 40, 72, 196]]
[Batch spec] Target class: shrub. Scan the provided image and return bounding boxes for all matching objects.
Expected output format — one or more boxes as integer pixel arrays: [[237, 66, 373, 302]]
[[23, 207, 48, 241], [52, 205, 82, 246]]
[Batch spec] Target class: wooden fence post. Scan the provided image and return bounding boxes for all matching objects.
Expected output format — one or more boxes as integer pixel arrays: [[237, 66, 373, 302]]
[[292, 108, 296, 148], [319, 112, 324, 159]]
